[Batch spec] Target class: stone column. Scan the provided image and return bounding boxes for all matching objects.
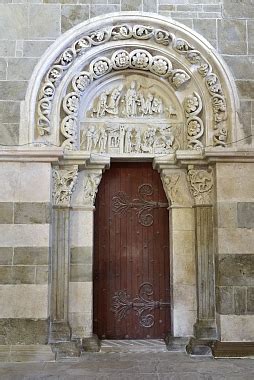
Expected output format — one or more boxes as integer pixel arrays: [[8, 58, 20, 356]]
[[49, 165, 78, 343], [187, 166, 217, 341]]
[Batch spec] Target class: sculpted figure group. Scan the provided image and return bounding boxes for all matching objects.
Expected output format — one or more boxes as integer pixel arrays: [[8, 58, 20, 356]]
[[92, 81, 164, 118]]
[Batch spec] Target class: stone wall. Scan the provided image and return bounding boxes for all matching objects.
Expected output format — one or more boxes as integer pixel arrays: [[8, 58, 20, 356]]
[[0, 162, 51, 343], [216, 163, 254, 341]]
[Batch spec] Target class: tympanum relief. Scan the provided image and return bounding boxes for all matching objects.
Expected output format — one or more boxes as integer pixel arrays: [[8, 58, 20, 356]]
[[80, 77, 183, 156]]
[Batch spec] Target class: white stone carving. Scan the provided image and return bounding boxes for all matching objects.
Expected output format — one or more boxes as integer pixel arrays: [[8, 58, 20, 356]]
[[52, 166, 78, 206], [183, 92, 204, 150], [83, 172, 102, 206], [187, 166, 213, 205], [80, 122, 180, 155], [35, 21, 229, 149], [160, 170, 193, 206]]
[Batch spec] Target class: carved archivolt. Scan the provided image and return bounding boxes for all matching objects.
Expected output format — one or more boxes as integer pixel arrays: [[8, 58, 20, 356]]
[[35, 20, 230, 149], [183, 92, 204, 150]]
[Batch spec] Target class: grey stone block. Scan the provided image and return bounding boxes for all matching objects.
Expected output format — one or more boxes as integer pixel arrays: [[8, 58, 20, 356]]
[[143, 0, 157, 12], [29, 4, 61, 39], [176, 4, 202, 11], [0, 202, 13, 223], [0, 102, 20, 123], [0, 59, 7, 80], [70, 264, 92, 282], [234, 286, 247, 315], [0, 40, 16, 57], [238, 202, 254, 228], [223, 0, 254, 19], [70, 247, 92, 264], [0, 248, 13, 265], [247, 21, 254, 54], [0, 318, 49, 344], [0, 5, 28, 40], [236, 80, 254, 99], [218, 20, 247, 55], [193, 19, 217, 47], [7, 58, 38, 81], [121, 0, 142, 11], [90, 4, 120, 17], [0, 123, 19, 146], [223, 56, 254, 80], [0, 266, 35, 284], [13, 247, 49, 265], [0, 81, 27, 101], [14, 202, 51, 224], [247, 287, 254, 313], [23, 40, 53, 58], [218, 254, 254, 286], [61, 5, 89, 33], [238, 101, 252, 144], [216, 286, 234, 315], [35, 266, 49, 284]]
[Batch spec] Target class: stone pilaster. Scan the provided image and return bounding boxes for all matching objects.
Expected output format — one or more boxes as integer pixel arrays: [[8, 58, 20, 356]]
[[188, 166, 218, 341], [49, 165, 78, 343]]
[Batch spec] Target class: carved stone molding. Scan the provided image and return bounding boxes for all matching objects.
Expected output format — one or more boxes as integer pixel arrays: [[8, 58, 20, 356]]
[[83, 171, 102, 206], [183, 92, 204, 151], [187, 166, 214, 205], [52, 165, 78, 206]]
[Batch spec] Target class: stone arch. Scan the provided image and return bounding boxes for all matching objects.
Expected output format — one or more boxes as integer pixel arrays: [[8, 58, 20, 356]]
[[22, 12, 240, 153]]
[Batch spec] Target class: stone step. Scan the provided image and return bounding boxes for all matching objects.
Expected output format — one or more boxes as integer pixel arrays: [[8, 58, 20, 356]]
[[100, 339, 168, 353], [0, 345, 55, 362]]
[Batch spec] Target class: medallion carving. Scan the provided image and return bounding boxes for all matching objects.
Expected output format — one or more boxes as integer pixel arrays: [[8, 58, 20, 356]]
[[183, 92, 204, 150]]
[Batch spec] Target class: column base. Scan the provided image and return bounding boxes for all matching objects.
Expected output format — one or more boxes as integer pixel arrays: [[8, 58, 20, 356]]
[[186, 337, 217, 357], [82, 334, 101, 352], [194, 319, 218, 340], [49, 321, 71, 343], [165, 335, 190, 352]]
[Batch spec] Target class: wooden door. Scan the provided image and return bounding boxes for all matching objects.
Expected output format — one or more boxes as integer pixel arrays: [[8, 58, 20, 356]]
[[93, 162, 170, 339]]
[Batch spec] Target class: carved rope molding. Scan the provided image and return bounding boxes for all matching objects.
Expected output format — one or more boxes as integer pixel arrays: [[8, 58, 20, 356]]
[[36, 23, 228, 147], [52, 165, 79, 206], [61, 48, 190, 150]]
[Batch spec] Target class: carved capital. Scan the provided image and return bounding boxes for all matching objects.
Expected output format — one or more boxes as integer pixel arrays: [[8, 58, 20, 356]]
[[52, 165, 78, 206], [160, 169, 193, 207], [187, 166, 213, 205], [83, 171, 102, 206]]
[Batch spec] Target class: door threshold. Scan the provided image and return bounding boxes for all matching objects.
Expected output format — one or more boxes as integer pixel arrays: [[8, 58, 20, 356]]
[[100, 339, 168, 353]]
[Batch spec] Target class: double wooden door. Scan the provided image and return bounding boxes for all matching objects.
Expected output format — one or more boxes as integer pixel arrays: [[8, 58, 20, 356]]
[[93, 162, 170, 339]]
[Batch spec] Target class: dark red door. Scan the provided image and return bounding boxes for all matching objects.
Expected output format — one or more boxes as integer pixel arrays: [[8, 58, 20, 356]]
[[93, 162, 170, 339]]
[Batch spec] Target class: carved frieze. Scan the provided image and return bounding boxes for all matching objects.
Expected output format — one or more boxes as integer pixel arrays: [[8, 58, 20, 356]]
[[52, 166, 78, 206], [187, 166, 213, 205]]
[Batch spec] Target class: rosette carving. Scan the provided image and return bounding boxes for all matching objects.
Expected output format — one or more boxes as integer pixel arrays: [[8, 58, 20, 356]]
[[183, 92, 204, 150]]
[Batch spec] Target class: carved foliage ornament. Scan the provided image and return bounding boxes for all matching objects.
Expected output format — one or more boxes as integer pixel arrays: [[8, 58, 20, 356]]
[[187, 166, 213, 205], [52, 166, 78, 206], [36, 22, 228, 148]]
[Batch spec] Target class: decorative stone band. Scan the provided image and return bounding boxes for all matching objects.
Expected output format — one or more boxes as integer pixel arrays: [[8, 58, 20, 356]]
[[36, 22, 228, 148], [183, 92, 204, 150], [52, 165, 78, 207], [60, 48, 191, 150], [187, 166, 214, 205]]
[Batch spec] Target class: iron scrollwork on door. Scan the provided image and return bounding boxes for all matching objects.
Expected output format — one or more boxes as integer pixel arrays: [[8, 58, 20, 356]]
[[112, 282, 170, 328], [112, 183, 168, 226]]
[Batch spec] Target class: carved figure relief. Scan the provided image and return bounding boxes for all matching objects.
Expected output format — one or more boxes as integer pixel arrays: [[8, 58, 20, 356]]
[[52, 166, 78, 206], [187, 166, 213, 205], [83, 172, 102, 206]]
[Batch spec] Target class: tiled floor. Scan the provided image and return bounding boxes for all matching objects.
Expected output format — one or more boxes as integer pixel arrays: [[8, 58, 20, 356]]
[[0, 349, 254, 380]]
